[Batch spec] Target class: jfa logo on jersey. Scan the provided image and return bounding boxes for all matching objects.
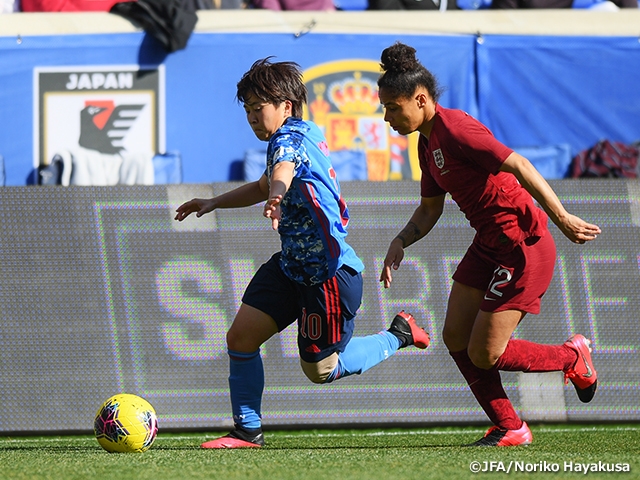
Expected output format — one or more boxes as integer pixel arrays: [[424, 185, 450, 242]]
[[33, 65, 165, 169], [433, 149, 445, 169]]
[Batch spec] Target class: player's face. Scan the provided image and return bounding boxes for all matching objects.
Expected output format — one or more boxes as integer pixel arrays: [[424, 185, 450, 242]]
[[243, 92, 292, 141], [379, 88, 425, 136]]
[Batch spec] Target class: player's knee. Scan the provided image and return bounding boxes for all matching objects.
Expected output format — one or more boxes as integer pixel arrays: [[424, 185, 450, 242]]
[[225, 328, 260, 353], [300, 354, 339, 384], [441, 326, 454, 350], [468, 346, 500, 370], [301, 366, 329, 384], [442, 325, 466, 352], [225, 329, 239, 350]]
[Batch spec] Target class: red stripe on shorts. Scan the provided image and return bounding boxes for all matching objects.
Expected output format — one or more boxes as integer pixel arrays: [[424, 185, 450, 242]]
[[324, 276, 342, 345]]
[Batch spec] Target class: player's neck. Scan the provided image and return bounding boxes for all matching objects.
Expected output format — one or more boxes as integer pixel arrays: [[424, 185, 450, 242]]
[[418, 104, 436, 139]]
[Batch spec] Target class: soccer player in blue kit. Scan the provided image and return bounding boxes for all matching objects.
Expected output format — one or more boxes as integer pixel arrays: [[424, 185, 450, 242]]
[[175, 57, 431, 448]]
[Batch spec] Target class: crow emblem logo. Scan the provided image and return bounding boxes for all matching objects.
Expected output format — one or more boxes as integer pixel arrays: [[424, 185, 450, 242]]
[[79, 100, 145, 154]]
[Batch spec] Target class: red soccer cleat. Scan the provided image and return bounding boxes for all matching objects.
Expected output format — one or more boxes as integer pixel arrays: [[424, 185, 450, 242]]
[[388, 310, 430, 349], [201, 426, 264, 449], [563, 334, 598, 403], [469, 421, 533, 447]]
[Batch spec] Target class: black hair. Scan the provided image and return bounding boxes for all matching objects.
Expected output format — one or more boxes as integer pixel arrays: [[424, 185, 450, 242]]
[[377, 42, 442, 102], [236, 57, 307, 118]]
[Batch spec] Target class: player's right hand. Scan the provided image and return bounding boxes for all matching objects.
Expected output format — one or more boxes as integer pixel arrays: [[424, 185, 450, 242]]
[[379, 239, 405, 289], [174, 198, 215, 221], [263, 194, 283, 230]]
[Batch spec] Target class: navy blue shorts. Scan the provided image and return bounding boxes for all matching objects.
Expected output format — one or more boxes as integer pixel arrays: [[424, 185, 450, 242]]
[[242, 252, 362, 363]]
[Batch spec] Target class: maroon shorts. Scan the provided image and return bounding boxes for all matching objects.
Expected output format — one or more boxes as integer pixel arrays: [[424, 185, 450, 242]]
[[452, 232, 556, 314]]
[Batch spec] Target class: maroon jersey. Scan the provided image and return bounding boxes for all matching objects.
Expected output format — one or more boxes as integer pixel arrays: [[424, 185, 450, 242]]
[[419, 104, 548, 253]]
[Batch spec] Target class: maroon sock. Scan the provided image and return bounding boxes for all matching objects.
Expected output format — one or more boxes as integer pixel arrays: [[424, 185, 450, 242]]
[[494, 339, 578, 373], [449, 349, 522, 431]]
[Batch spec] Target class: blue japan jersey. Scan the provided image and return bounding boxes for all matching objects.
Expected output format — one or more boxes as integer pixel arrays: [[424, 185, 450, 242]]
[[265, 117, 364, 286]]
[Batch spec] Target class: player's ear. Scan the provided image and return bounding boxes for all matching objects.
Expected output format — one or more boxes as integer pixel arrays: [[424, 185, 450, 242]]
[[415, 92, 427, 108], [283, 100, 293, 116]]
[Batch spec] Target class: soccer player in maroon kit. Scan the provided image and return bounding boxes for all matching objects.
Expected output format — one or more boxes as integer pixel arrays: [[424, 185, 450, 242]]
[[377, 42, 602, 446]]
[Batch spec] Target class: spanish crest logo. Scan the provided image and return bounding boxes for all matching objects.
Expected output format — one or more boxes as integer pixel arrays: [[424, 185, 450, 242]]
[[303, 60, 419, 181]]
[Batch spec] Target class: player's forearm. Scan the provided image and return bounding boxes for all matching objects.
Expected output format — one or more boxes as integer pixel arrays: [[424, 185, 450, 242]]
[[395, 199, 443, 248], [502, 152, 568, 227], [213, 181, 268, 209]]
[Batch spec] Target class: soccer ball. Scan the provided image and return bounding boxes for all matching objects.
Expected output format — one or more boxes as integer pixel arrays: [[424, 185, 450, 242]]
[[94, 393, 159, 453]]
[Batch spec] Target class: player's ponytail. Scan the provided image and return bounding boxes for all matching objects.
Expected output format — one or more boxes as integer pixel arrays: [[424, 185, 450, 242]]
[[380, 42, 419, 75], [378, 42, 442, 102]]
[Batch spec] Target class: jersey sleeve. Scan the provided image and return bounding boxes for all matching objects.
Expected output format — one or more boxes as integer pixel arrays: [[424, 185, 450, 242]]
[[268, 130, 309, 177], [451, 116, 513, 175]]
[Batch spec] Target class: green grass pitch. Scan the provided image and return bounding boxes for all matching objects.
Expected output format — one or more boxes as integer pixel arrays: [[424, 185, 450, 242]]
[[1, 424, 638, 480]]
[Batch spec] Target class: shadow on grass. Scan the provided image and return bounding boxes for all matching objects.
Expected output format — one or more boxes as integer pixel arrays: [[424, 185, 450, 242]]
[[263, 444, 464, 450], [0, 445, 103, 452], [0, 445, 200, 452]]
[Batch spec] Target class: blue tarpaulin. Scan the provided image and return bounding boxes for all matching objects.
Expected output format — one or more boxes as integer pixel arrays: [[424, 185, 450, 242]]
[[477, 35, 640, 159], [0, 31, 638, 185]]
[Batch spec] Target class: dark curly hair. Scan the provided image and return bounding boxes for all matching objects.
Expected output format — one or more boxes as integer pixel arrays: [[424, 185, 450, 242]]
[[236, 57, 307, 118], [377, 42, 442, 102]]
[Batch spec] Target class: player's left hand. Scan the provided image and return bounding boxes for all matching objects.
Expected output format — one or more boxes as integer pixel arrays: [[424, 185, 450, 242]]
[[264, 195, 283, 230]]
